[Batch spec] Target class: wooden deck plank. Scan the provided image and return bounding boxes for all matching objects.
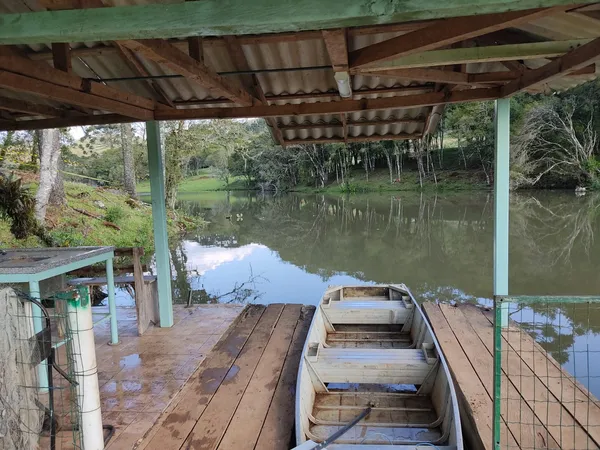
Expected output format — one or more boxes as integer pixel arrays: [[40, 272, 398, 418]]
[[217, 304, 303, 450], [139, 304, 266, 450], [254, 306, 315, 450], [484, 313, 600, 448], [455, 304, 561, 449], [422, 303, 495, 450], [183, 304, 286, 450]]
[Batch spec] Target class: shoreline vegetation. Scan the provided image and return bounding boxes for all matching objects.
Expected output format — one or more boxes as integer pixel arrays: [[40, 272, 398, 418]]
[[0, 173, 204, 251]]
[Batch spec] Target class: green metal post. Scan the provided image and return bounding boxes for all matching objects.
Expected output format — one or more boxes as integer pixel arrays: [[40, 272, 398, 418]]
[[494, 98, 510, 327], [28, 280, 49, 391], [493, 97, 510, 450], [106, 257, 119, 344], [146, 120, 173, 327]]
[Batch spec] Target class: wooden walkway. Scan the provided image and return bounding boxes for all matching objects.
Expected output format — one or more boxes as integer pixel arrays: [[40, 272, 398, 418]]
[[137, 304, 314, 450], [423, 302, 600, 450]]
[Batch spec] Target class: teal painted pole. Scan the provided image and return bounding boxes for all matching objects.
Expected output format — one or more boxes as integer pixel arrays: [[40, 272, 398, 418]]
[[28, 280, 49, 391], [146, 121, 174, 327], [493, 97, 510, 450], [106, 257, 119, 344], [494, 98, 510, 328]]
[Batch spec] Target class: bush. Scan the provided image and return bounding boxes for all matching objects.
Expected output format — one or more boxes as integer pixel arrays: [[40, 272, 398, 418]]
[[0, 174, 38, 239], [104, 206, 125, 224]]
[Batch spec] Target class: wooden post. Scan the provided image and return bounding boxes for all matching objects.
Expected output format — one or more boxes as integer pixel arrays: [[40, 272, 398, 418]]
[[146, 121, 173, 327]]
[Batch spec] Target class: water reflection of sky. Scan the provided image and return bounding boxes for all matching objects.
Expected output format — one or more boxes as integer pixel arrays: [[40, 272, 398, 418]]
[[182, 241, 373, 305]]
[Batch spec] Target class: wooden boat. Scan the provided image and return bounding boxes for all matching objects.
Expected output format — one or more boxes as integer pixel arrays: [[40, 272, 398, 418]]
[[295, 284, 463, 449]]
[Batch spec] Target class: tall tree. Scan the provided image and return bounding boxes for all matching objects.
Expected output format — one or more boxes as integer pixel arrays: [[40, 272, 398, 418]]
[[120, 123, 137, 197], [35, 129, 62, 223]]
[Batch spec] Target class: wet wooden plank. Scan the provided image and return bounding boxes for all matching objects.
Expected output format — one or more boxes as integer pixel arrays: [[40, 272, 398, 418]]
[[182, 304, 286, 450], [218, 304, 303, 450], [480, 309, 600, 448], [442, 303, 559, 449], [254, 306, 314, 450], [423, 303, 495, 450], [138, 304, 266, 450]]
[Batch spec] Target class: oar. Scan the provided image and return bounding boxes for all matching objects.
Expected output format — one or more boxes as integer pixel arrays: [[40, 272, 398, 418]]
[[291, 406, 372, 450]]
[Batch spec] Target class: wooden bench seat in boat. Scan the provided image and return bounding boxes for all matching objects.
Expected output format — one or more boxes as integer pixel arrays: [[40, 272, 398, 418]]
[[322, 300, 410, 325], [307, 348, 435, 385]]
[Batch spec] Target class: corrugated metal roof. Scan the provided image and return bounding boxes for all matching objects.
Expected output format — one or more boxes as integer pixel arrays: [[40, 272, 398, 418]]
[[0, 0, 599, 142]]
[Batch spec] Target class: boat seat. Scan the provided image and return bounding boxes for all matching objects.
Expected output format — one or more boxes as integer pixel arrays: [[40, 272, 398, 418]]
[[307, 348, 433, 385], [322, 300, 410, 325]]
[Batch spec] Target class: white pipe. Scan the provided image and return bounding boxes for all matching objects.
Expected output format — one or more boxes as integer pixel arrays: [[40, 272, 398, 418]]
[[67, 290, 104, 450]]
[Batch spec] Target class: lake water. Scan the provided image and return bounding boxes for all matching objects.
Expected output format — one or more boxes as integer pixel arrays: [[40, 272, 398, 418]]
[[166, 190, 600, 396]]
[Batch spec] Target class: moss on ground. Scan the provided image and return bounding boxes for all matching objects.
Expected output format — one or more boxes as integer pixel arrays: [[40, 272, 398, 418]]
[[0, 179, 204, 253]]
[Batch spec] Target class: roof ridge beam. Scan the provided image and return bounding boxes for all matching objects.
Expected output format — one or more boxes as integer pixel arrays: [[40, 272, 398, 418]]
[[349, 7, 570, 68], [0, 0, 597, 45], [122, 39, 257, 107]]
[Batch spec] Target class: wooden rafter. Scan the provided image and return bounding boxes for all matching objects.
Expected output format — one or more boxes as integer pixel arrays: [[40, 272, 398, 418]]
[[1, 0, 589, 45], [322, 29, 349, 72], [173, 85, 435, 106], [349, 7, 568, 68], [113, 42, 174, 107], [51, 43, 72, 73], [360, 68, 470, 85], [0, 96, 65, 118], [188, 37, 203, 63], [352, 39, 593, 72], [224, 35, 285, 146], [122, 39, 257, 107], [341, 114, 348, 143], [502, 36, 600, 96], [0, 113, 134, 131], [0, 48, 155, 119], [155, 87, 501, 120], [278, 117, 425, 130], [284, 133, 422, 145]]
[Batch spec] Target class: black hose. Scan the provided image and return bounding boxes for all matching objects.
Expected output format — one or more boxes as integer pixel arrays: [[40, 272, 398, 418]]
[[103, 424, 116, 445]]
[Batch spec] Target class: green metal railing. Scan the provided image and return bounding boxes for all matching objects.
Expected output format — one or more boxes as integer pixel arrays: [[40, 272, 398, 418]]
[[493, 295, 600, 450]]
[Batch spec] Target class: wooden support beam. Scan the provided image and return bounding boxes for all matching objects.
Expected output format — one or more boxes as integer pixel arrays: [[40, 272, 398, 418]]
[[0, 70, 153, 120], [173, 85, 434, 106], [353, 39, 593, 71], [360, 68, 471, 85], [114, 42, 174, 107], [1, 0, 593, 45], [341, 114, 348, 143], [122, 39, 257, 106], [0, 113, 134, 131], [322, 29, 349, 72], [502, 37, 600, 96], [155, 87, 501, 120], [188, 36, 203, 63], [278, 117, 425, 130], [349, 7, 566, 68], [0, 96, 66, 117], [51, 43, 72, 73], [0, 46, 156, 112], [284, 133, 422, 145]]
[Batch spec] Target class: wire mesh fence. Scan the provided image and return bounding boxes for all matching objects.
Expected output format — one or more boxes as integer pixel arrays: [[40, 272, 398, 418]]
[[494, 296, 600, 450], [0, 286, 87, 450]]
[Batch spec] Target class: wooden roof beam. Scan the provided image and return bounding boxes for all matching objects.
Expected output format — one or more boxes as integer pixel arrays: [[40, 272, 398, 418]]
[[0, 96, 66, 118], [349, 7, 568, 68], [502, 36, 600, 96], [122, 39, 257, 107], [284, 133, 422, 145], [353, 39, 593, 72], [322, 28, 352, 99], [114, 42, 174, 107], [223, 35, 285, 146], [278, 117, 425, 130], [360, 68, 471, 85], [0, 48, 155, 119], [155, 87, 501, 120], [1, 0, 593, 45], [51, 43, 72, 73]]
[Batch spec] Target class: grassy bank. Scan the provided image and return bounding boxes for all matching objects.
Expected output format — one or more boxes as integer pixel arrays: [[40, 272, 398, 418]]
[[0, 178, 203, 253], [137, 167, 489, 195]]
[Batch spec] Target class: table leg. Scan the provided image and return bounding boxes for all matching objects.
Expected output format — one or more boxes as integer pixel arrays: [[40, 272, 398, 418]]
[[106, 258, 119, 345], [29, 280, 49, 391]]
